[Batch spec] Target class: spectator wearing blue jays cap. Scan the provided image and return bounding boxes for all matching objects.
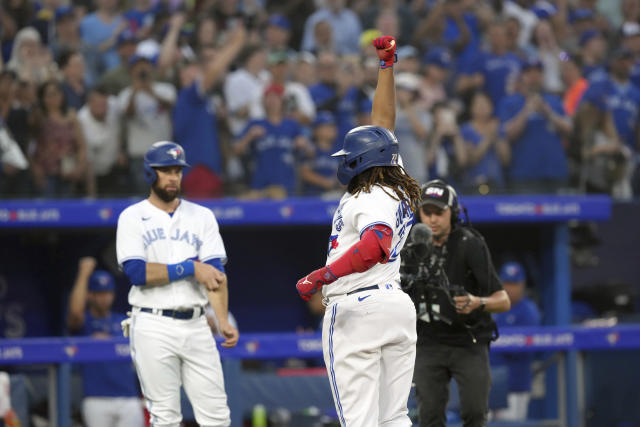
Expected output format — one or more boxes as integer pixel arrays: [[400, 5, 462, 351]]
[[67, 257, 144, 427], [492, 261, 541, 421], [579, 30, 607, 82], [266, 14, 293, 53]]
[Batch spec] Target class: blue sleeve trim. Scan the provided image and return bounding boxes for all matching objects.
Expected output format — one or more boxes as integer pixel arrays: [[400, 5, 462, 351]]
[[204, 258, 225, 274], [168, 260, 195, 282], [123, 259, 146, 286], [359, 221, 392, 238]]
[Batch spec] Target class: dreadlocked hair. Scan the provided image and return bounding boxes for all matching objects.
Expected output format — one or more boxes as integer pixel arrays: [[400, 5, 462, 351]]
[[348, 166, 422, 212]]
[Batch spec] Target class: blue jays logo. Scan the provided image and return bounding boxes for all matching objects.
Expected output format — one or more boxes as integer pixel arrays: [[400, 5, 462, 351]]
[[327, 234, 339, 255], [167, 147, 182, 159]]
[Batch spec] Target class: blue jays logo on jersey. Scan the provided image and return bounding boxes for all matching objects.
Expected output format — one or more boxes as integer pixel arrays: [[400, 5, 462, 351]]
[[142, 227, 203, 251], [327, 234, 339, 255], [167, 147, 182, 159]]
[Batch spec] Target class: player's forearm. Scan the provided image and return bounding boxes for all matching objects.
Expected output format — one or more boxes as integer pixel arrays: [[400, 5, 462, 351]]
[[67, 275, 90, 329], [207, 276, 229, 325], [371, 67, 396, 131]]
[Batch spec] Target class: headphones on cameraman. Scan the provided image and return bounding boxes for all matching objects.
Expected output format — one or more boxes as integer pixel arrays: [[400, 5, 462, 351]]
[[420, 179, 460, 225]]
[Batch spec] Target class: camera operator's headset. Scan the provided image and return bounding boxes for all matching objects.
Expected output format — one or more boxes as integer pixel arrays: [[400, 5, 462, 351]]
[[420, 179, 461, 225]]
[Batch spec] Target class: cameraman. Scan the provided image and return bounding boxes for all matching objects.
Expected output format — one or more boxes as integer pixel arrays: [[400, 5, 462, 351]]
[[405, 180, 510, 427]]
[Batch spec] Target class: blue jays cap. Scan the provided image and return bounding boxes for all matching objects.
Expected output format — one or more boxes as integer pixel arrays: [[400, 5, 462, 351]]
[[268, 14, 291, 31], [88, 270, 116, 292], [313, 110, 336, 127], [522, 55, 543, 70], [499, 262, 526, 283], [579, 29, 601, 47], [569, 8, 594, 23], [55, 6, 74, 21], [423, 47, 452, 69], [117, 29, 137, 47]]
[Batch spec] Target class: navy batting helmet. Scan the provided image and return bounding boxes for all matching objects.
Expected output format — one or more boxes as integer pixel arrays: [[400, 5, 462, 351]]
[[143, 141, 190, 185], [332, 125, 400, 185]]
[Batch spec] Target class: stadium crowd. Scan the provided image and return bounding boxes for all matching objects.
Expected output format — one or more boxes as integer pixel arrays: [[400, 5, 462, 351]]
[[1, 0, 640, 199]]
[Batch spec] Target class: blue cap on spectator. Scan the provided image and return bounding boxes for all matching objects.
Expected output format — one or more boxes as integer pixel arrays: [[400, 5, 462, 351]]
[[117, 29, 137, 47], [268, 13, 291, 31], [579, 29, 600, 47], [55, 6, 74, 21], [314, 111, 336, 127], [423, 47, 452, 69], [570, 8, 594, 23], [522, 55, 543, 70], [499, 262, 526, 283], [532, 1, 558, 19], [88, 270, 116, 292], [397, 45, 418, 60]]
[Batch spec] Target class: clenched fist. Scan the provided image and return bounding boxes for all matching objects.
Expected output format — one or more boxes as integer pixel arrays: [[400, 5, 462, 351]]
[[373, 36, 397, 69], [296, 266, 338, 301]]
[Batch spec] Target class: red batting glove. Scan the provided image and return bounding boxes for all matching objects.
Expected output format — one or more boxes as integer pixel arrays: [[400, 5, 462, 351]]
[[373, 36, 397, 69], [296, 266, 338, 301]]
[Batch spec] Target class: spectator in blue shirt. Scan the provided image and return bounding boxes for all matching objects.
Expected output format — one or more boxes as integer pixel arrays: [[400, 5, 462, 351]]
[[492, 261, 541, 421], [173, 26, 246, 198], [79, 0, 127, 86], [301, 0, 362, 55], [457, 21, 522, 108], [461, 91, 509, 193], [499, 56, 572, 192], [577, 48, 639, 198], [234, 83, 311, 198], [578, 30, 608, 83], [67, 257, 144, 427], [57, 49, 87, 111], [300, 111, 341, 196]]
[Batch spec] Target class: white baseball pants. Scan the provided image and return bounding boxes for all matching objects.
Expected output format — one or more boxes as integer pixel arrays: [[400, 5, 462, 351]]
[[130, 310, 230, 427], [322, 285, 417, 427], [82, 396, 144, 427]]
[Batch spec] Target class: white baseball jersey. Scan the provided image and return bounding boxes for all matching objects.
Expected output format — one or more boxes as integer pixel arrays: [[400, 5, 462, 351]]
[[323, 185, 415, 298], [116, 199, 226, 309]]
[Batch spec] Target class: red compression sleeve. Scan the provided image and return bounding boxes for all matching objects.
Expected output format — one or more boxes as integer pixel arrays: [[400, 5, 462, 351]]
[[327, 224, 393, 278]]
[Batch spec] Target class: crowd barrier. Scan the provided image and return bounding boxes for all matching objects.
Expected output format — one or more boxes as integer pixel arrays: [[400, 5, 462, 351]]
[[0, 194, 611, 227], [0, 324, 638, 427]]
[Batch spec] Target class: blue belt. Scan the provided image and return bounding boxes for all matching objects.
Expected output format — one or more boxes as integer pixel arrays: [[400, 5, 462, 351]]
[[139, 307, 203, 320], [347, 285, 379, 296]]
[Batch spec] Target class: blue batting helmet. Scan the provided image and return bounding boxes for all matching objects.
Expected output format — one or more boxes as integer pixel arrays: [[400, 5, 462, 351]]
[[332, 125, 400, 185], [143, 141, 190, 185]]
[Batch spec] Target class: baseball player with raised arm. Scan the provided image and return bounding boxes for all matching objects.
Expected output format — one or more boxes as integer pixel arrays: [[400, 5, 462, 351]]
[[116, 141, 238, 427], [296, 36, 422, 427]]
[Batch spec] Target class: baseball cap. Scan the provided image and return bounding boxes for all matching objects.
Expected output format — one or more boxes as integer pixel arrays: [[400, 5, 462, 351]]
[[522, 55, 543, 70], [268, 13, 291, 31], [423, 47, 452, 69], [264, 83, 285, 97], [579, 29, 601, 47], [313, 110, 336, 127], [88, 270, 116, 292], [55, 6, 74, 22], [532, 1, 558, 19], [569, 8, 594, 24], [622, 22, 640, 38], [396, 72, 421, 92], [397, 45, 419, 61], [420, 181, 456, 210], [499, 262, 526, 283], [117, 29, 138, 47]]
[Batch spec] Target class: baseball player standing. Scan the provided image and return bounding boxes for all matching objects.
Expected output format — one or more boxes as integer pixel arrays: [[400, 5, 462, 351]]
[[116, 141, 238, 427], [296, 36, 422, 426]]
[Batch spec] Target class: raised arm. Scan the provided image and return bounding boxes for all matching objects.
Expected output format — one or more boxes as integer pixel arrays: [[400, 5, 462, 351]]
[[67, 257, 97, 331], [371, 36, 397, 131]]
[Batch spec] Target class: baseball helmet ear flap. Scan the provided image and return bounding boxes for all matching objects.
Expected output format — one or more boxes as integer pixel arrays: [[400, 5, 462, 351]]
[[143, 162, 157, 185]]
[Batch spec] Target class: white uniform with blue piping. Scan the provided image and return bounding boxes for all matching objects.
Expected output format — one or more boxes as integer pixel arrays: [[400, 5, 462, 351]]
[[116, 199, 230, 427], [322, 185, 417, 426]]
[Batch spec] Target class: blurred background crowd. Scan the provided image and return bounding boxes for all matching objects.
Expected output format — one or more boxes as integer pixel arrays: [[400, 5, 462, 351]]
[[1, 0, 640, 200]]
